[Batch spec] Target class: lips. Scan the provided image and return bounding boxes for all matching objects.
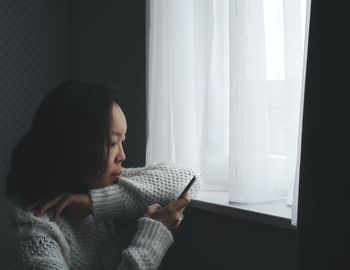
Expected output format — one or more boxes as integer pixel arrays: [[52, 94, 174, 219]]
[[110, 171, 123, 180]]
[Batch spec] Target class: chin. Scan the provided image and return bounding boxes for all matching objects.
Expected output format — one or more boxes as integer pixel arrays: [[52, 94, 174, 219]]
[[112, 177, 120, 184]]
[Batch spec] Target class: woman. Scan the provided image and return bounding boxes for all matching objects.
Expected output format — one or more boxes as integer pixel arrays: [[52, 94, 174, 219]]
[[6, 81, 199, 269]]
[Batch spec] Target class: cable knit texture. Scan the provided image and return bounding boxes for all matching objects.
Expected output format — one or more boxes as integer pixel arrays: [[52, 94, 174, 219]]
[[12, 163, 201, 269]]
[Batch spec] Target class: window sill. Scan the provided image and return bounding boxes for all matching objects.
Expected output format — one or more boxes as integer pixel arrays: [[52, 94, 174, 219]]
[[190, 190, 296, 230]]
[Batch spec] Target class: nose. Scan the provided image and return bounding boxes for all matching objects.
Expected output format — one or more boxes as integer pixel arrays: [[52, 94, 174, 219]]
[[115, 145, 126, 164]]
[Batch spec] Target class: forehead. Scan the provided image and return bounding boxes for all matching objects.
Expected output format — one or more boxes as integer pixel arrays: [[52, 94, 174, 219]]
[[111, 105, 127, 135]]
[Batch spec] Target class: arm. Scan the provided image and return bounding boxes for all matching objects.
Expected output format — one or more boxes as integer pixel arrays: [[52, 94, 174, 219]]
[[15, 197, 186, 270], [89, 183, 145, 222], [116, 196, 190, 270], [30, 163, 201, 222], [117, 217, 173, 270], [121, 162, 201, 205], [89, 162, 201, 222], [18, 218, 172, 270]]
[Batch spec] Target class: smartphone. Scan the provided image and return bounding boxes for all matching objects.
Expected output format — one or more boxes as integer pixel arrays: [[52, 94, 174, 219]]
[[177, 175, 197, 200]]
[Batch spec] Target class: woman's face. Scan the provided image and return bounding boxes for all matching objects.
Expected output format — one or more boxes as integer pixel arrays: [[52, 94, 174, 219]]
[[90, 104, 127, 189]]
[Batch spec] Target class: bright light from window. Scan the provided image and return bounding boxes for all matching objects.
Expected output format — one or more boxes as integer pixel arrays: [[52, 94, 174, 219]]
[[263, 0, 285, 80]]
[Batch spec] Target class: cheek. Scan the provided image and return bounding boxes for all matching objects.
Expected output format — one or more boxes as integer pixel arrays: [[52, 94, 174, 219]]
[[92, 144, 124, 187], [108, 147, 117, 162], [89, 158, 115, 188], [100, 155, 117, 180], [106, 154, 116, 169]]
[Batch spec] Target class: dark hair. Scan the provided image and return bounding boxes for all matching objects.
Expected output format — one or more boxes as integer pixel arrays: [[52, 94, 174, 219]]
[[6, 81, 120, 205]]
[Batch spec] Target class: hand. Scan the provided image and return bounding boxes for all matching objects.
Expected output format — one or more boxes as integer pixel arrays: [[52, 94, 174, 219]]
[[25, 193, 92, 221], [145, 193, 191, 232]]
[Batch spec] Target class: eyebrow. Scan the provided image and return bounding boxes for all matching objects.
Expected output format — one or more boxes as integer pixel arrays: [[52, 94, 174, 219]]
[[112, 131, 124, 137]]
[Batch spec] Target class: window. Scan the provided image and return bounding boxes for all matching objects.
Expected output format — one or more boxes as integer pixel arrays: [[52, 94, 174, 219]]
[[146, 0, 310, 226]]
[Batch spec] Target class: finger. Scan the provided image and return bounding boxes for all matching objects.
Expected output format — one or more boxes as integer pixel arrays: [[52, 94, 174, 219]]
[[177, 214, 184, 223], [178, 206, 186, 216], [24, 201, 41, 211], [146, 203, 161, 214], [172, 194, 191, 210], [53, 196, 73, 220], [173, 214, 184, 230], [183, 192, 191, 201], [36, 194, 66, 216], [36, 193, 69, 216]]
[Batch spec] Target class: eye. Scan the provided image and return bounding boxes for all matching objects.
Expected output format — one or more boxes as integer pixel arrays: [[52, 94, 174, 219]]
[[110, 142, 118, 148]]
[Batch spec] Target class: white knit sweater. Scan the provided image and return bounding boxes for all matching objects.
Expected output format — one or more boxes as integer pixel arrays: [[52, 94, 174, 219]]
[[13, 163, 201, 270]]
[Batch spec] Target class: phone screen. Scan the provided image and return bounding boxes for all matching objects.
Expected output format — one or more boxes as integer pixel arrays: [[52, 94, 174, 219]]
[[177, 175, 197, 200]]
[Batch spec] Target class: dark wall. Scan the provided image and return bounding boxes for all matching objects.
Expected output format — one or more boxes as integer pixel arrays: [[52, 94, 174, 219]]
[[0, 0, 146, 177], [296, 1, 350, 269], [68, 0, 146, 167], [0, 0, 68, 194]]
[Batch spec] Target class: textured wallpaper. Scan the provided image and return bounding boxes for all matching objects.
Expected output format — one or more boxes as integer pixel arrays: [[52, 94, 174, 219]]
[[0, 0, 68, 193], [0, 1, 68, 266]]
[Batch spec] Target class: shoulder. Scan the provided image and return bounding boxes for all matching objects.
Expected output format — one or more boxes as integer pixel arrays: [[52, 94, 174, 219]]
[[13, 207, 72, 264]]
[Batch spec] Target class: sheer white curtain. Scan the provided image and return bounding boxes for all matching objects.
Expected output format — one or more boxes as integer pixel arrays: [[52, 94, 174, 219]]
[[147, 0, 309, 225]]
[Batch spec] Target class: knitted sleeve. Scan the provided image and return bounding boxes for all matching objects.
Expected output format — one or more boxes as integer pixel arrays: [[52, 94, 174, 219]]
[[89, 162, 202, 222], [117, 217, 174, 270]]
